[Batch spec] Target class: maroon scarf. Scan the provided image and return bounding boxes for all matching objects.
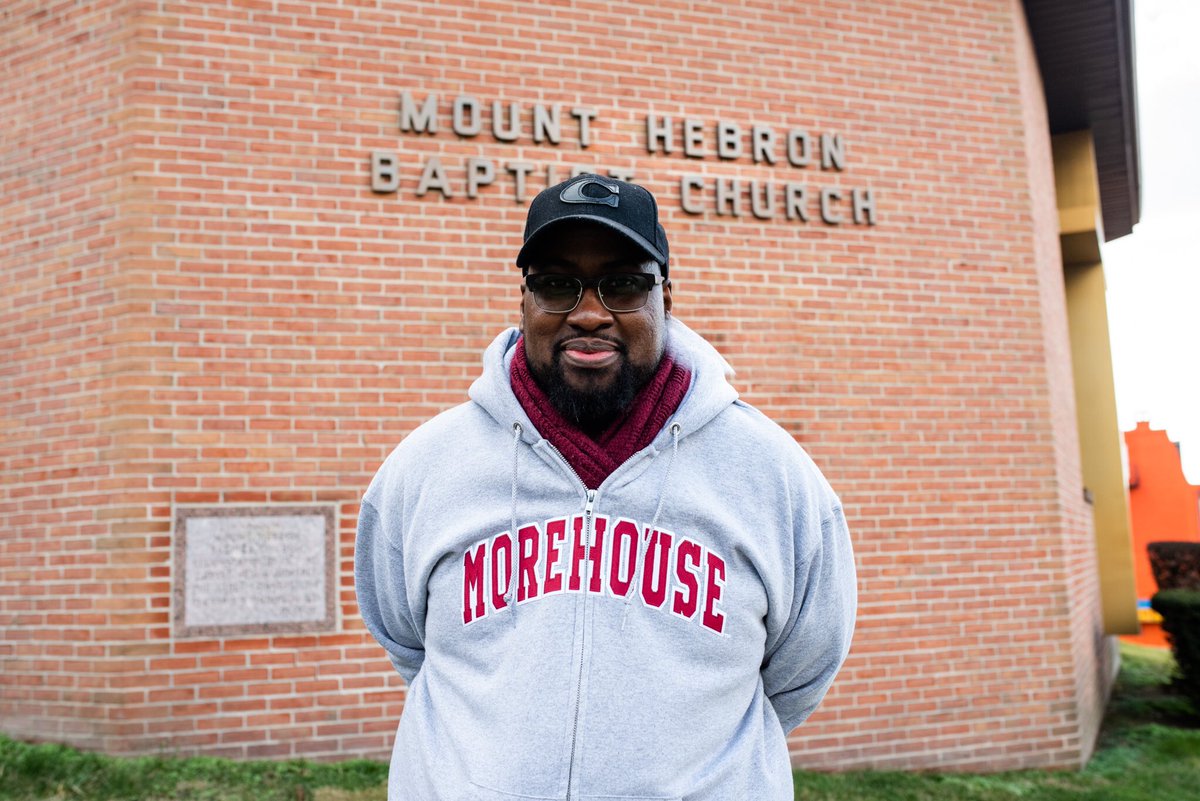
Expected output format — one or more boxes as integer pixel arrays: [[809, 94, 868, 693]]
[[510, 337, 691, 489]]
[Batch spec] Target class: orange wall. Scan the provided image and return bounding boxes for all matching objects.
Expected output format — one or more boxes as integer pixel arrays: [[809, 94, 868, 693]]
[[1125, 421, 1200, 600]]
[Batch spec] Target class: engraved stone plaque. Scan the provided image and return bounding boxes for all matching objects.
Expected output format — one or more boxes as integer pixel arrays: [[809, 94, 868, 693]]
[[174, 506, 337, 637]]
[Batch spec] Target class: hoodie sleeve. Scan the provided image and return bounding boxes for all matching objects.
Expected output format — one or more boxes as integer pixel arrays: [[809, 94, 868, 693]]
[[354, 498, 425, 683], [761, 503, 857, 734]]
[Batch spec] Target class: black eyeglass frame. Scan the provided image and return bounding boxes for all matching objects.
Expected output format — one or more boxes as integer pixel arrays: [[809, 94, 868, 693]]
[[523, 273, 667, 314]]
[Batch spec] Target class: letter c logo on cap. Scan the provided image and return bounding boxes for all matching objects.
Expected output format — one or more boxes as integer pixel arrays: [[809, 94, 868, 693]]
[[560, 178, 620, 208]]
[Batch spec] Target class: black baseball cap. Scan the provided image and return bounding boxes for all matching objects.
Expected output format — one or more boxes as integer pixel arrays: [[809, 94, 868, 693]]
[[516, 174, 670, 276]]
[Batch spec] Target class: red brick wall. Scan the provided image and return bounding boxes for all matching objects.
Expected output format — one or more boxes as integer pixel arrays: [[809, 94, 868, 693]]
[[2, 0, 1113, 770], [1013, 3, 1113, 768], [1, 0, 152, 749]]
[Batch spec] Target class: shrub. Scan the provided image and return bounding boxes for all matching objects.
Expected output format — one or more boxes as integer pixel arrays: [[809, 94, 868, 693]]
[[1151, 589, 1200, 705], [1147, 541, 1200, 590]]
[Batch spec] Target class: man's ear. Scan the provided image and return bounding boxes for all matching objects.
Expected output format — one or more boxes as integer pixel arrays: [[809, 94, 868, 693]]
[[518, 285, 526, 333], [662, 279, 673, 316]]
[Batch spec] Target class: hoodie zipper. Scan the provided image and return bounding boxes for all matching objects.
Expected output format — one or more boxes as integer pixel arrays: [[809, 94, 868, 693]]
[[539, 439, 668, 799], [536, 440, 596, 801], [565, 487, 596, 801]]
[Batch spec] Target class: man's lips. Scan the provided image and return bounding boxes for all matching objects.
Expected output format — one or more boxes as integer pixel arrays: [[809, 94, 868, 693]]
[[559, 338, 622, 368]]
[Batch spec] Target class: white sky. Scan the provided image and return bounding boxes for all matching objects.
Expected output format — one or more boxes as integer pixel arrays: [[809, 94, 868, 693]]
[[1102, 0, 1200, 484]]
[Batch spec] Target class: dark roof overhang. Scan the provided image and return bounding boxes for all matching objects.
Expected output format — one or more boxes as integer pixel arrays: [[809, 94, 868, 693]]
[[1024, 0, 1141, 240]]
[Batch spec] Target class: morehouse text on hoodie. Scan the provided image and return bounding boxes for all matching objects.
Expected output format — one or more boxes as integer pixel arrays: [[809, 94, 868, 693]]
[[354, 317, 857, 801]]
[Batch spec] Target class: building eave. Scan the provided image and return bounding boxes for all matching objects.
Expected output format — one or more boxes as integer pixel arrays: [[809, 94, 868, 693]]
[[1024, 0, 1141, 241]]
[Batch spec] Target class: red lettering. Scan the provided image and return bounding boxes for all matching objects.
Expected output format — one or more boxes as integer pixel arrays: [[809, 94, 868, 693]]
[[463, 541, 487, 624], [702, 551, 726, 634], [608, 519, 639, 597], [517, 524, 541, 602], [568, 515, 586, 592], [671, 539, 702, 619], [568, 515, 607, 593], [543, 518, 567, 594], [640, 529, 674, 609], [473, 514, 724, 634], [490, 533, 512, 612]]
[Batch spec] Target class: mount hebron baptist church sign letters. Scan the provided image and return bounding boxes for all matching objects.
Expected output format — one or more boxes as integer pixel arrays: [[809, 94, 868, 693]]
[[370, 91, 878, 226]]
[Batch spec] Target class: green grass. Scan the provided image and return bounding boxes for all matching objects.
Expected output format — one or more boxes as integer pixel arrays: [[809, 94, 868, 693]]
[[790, 642, 1200, 800], [790, 722, 1200, 800], [1, 643, 1197, 800], [0, 745, 388, 801]]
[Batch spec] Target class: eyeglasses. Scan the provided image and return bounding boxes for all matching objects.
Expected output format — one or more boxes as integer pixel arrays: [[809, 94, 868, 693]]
[[524, 273, 666, 314]]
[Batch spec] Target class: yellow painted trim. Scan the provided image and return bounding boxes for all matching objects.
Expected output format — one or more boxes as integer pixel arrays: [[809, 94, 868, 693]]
[[1058, 206, 1102, 237], [1055, 130, 1139, 635], [1053, 131, 1106, 249]]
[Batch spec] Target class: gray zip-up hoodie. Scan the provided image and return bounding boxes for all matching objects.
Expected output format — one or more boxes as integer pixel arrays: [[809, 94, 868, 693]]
[[355, 317, 856, 801]]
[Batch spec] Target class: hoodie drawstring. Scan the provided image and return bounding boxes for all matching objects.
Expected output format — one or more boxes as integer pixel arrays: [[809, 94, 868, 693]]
[[504, 422, 522, 625], [622, 422, 682, 631]]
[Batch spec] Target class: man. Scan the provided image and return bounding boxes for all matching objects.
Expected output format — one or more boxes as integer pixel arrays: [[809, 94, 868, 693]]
[[355, 174, 856, 800]]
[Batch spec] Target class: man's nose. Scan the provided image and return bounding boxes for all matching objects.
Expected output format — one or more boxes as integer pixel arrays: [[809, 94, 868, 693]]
[[567, 284, 614, 328]]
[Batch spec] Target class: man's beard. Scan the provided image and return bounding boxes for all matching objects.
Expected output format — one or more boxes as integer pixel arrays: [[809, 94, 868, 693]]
[[529, 351, 658, 434]]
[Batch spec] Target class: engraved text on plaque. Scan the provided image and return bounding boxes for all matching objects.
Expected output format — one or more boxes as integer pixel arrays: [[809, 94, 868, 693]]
[[174, 506, 337, 637]]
